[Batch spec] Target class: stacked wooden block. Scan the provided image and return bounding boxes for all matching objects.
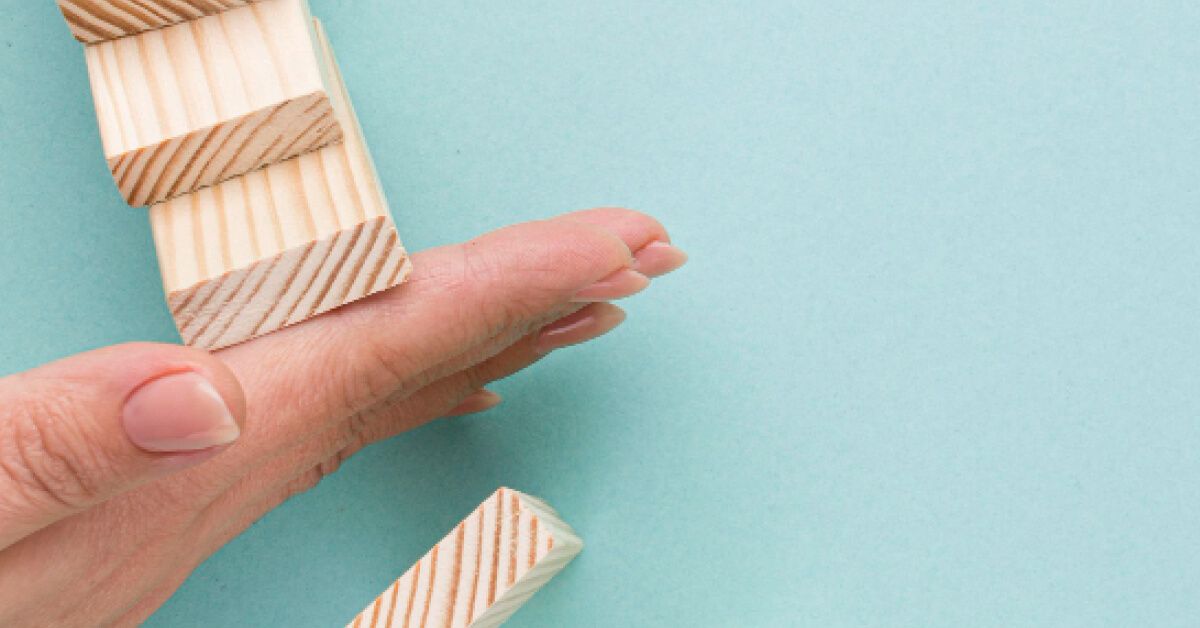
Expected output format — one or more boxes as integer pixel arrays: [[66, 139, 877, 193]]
[[61, 0, 412, 349], [346, 488, 584, 628]]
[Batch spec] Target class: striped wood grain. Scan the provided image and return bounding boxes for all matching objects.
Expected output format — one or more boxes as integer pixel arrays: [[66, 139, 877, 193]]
[[150, 19, 409, 350], [347, 488, 584, 628], [58, 0, 258, 43], [85, 0, 343, 206]]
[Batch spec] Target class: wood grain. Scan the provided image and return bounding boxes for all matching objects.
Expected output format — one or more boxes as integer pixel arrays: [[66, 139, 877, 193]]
[[58, 0, 260, 44], [85, 0, 343, 206], [346, 489, 584, 628], [150, 19, 409, 350]]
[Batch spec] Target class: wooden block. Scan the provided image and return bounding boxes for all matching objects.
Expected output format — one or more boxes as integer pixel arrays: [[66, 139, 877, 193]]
[[150, 19, 410, 350], [347, 488, 584, 628], [58, 0, 259, 44], [85, 0, 344, 207]]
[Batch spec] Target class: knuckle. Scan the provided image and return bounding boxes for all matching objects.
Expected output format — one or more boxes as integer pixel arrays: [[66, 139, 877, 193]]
[[0, 393, 105, 510], [286, 443, 360, 501]]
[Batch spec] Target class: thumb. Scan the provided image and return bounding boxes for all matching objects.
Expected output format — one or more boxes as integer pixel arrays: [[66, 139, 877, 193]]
[[0, 342, 245, 549]]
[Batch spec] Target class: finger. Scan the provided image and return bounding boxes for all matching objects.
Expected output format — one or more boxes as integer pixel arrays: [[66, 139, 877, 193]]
[[559, 207, 688, 277], [192, 303, 628, 554], [0, 343, 245, 550], [216, 208, 666, 454], [355, 302, 630, 445], [445, 389, 504, 417]]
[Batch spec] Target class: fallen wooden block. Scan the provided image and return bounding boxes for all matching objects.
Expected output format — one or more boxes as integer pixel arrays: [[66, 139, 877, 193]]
[[347, 488, 584, 628], [58, 0, 259, 44], [85, 0, 344, 206], [150, 19, 410, 350]]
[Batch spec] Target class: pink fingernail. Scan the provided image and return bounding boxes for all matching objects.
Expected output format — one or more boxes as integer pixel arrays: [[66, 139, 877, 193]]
[[571, 269, 650, 303], [122, 372, 240, 453], [536, 304, 627, 354], [634, 241, 689, 277]]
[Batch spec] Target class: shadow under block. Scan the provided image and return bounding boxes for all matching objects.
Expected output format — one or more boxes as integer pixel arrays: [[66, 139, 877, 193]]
[[84, 0, 344, 207], [58, 0, 259, 44], [150, 20, 410, 351], [347, 488, 584, 628]]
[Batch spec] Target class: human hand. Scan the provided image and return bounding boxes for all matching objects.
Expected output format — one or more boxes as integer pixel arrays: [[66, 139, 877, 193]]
[[0, 208, 686, 627]]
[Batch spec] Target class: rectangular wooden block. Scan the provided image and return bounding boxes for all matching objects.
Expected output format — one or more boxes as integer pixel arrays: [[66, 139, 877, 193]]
[[85, 0, 344, 207], [58, 0, 259, 44], [347, 488, 584, 628], [150, 19, 410, 350]]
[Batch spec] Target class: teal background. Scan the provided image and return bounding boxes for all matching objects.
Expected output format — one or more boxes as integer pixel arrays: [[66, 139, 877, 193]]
[[2, 1, 1199, 626]]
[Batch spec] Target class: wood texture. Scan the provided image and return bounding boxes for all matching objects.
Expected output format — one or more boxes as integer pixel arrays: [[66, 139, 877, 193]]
[[58, 0, 259, 43], [347, 488, 584, 628], [85, 0, 343, 206], [150, 20, 410, 350]]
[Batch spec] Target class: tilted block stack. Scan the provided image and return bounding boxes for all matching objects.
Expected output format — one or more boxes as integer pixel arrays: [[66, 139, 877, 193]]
[[60, 7, 583, 625], [60, 0, 412, 349]]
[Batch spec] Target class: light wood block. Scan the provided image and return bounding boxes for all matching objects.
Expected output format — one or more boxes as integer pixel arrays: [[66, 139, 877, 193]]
[[85, 0, 344, 207], [150, 20, 410, 350], [58, 0, 259, 43], [347, 488, 584, 628]]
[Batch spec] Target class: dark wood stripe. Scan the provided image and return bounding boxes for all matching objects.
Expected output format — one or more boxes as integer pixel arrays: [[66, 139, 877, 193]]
[[181, 87, 256, 188], [208, 102, 287, 186], [382, 579, 401, 628], [166, 121, 225, 200], [487, 489, 503, 606], [172, 287, 211, 332], [383, 250, 408, 290], [69, 0, 145, 38], [443, 523, 466, 628], [206, 253, 278, 348], [123, 0, 174, 22], [261, 97, 330, 165], [117, 142, 162, 201], [336, 217, 384, 306], [367, 584, 384, 628], [508, 491, 520, 587], [360, 228, 397, 299], [305, 224, 363, 319], [419, 545, 438, 628], [151, 129, 207, 203], [249, 241, 314, 337], [109, 0, 163, 25], [110, 152, 133, 184], [402, 560, 421, 628], [59, 4, 111, 42], [529, 516, 539, 569], [184, 268, 248, 345], [278, 233, 336, 326], [465, 508, 485, 625]]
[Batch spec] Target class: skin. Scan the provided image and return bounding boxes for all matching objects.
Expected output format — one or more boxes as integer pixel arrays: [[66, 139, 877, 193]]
[[0, 208, 684, 627]]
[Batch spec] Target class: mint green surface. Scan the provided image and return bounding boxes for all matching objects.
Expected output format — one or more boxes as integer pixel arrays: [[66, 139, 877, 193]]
[[2, 2, 1199, 626]]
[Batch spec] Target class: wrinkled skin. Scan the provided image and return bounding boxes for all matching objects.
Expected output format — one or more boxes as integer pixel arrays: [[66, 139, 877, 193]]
[[0, 209, 683, 627]]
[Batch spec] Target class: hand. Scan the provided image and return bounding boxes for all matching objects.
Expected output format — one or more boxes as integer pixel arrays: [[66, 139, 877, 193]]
[[0, 208, 686, 627]]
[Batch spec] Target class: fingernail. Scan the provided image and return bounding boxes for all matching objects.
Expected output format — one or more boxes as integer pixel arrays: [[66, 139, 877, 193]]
[[536, 303, 627, 354], [123, 372, 240, 453], [634, 241, 689, 277], [447, 389, 503, 417], [571, 269, 650, 303]]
